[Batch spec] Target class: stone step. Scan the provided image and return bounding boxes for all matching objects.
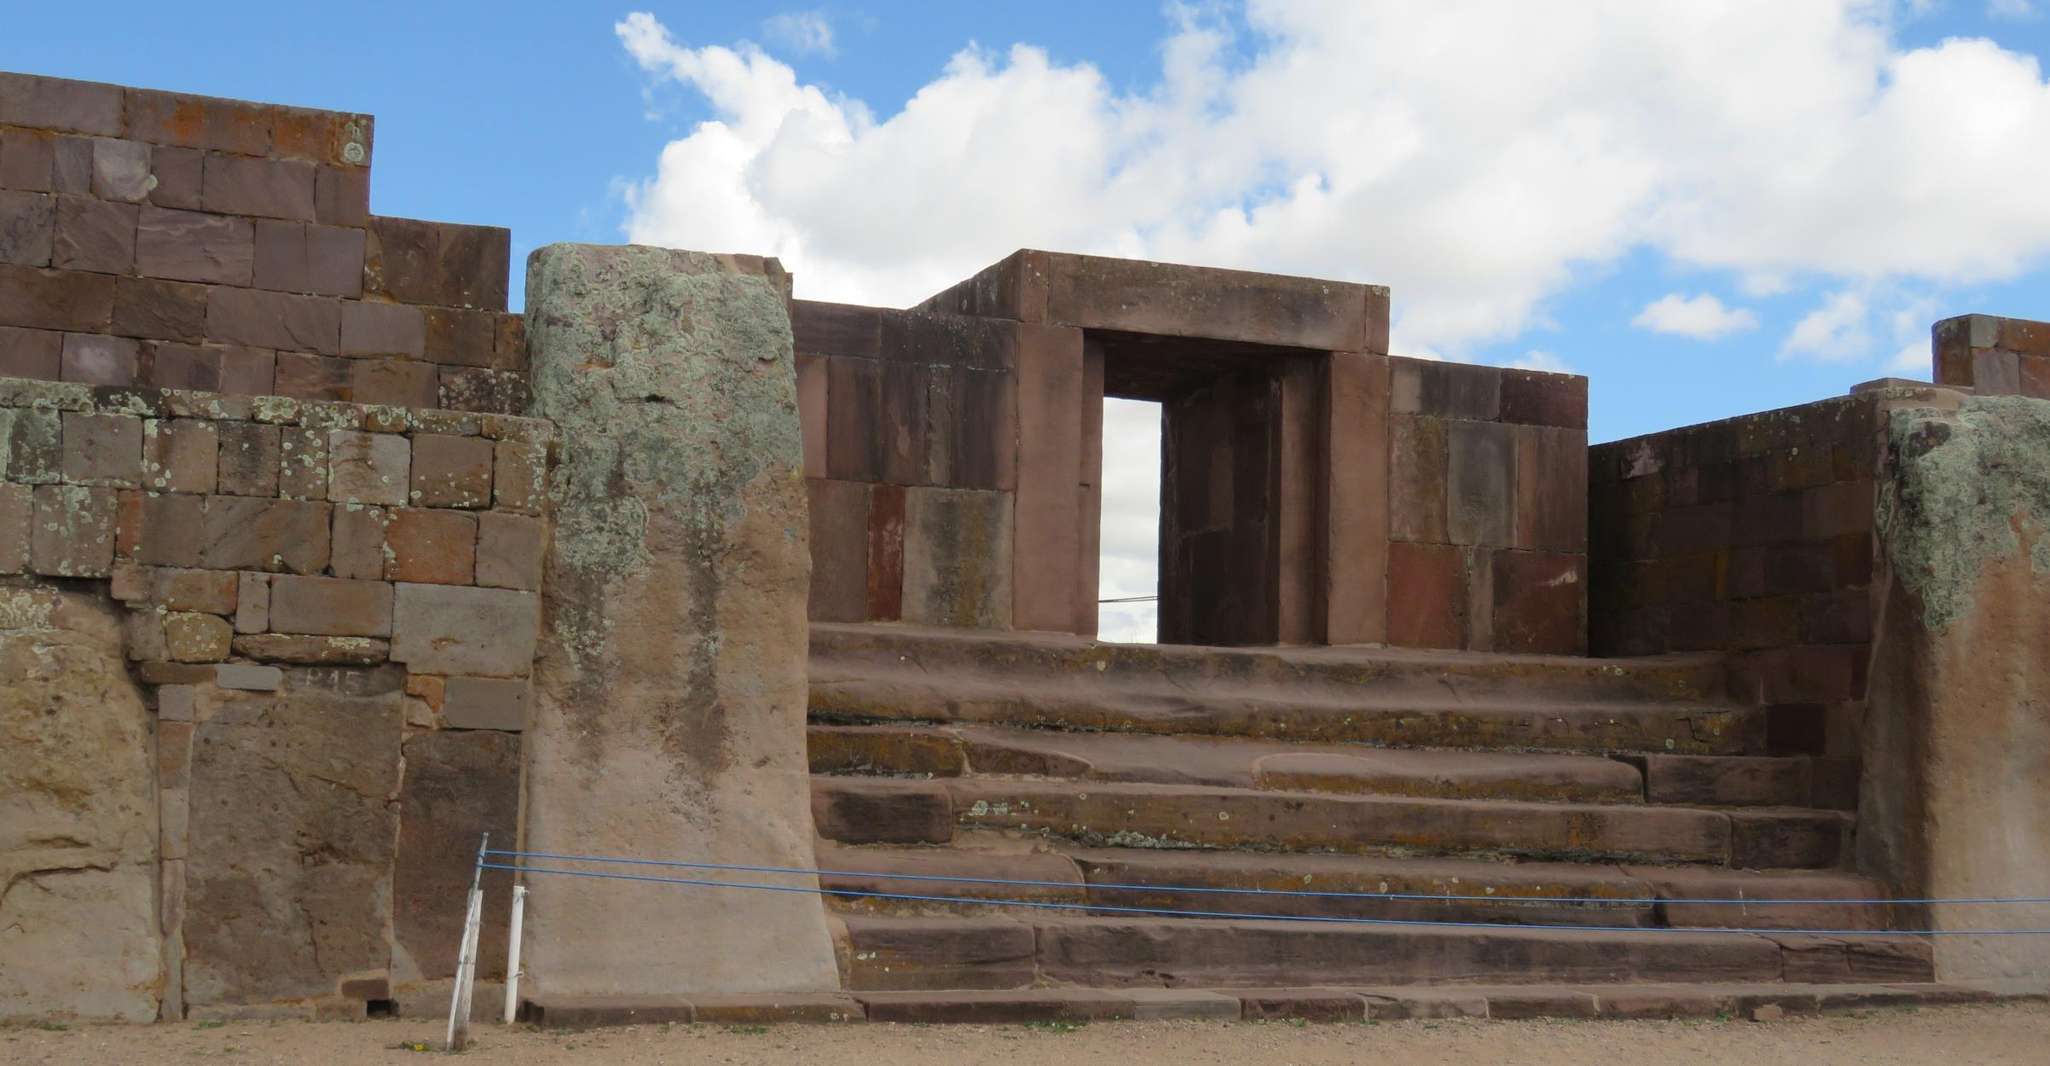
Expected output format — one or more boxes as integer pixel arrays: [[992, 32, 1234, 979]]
[[836, 914, 1933, 991], [810, 623, 1758, 756], [810, 777, 1852, 868], [813, 842, 1894, 929], [524, 979, 2045, 1027], [810, 723, 1648, 803]]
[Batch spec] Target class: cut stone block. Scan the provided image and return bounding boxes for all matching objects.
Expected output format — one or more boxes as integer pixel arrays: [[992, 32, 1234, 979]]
[[200, 154, 315, 221], [409, 433, 492, 508], [199, 497, 331, 573], [135, 205, 252, 286], [52, 195, 135, 273], [474, 511, 543, 590], [206, 286, 339, 354], [339, 300, 425, 358], [30, 483, 116, 577], [215, 421, 281, 496], [383, 507, 475, 585], [389, 582, 536, 676], [163, 611, 231, 662], [112, 276, 207, 342], [0, 482, 29, 573], [328, 430, 409, 505], [0, 188, 54, 267], [61, 411, 143, 486], [266, 575, 394, 638], [491, 440, 542, 513], [142, 419, 217, 494], [230, 633, 388, 665], [329, 504, 390, 580], [441, 676, 529, 731], [393, 730, 519, 983]]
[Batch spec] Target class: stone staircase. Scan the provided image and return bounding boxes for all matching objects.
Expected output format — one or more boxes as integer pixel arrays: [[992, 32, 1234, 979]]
[[805, 623, 1929, 1000]]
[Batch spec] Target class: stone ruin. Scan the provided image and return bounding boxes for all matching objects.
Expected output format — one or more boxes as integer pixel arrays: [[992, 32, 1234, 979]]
[[0, 71, 2045, 1026]]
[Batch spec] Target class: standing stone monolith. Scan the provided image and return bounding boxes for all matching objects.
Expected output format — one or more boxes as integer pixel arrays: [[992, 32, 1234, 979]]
[[518, 244, 839, 996]]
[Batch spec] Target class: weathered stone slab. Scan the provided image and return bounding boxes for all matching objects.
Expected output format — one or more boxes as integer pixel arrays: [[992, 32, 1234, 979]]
[[901, 486, 1012, 627], [392, 729, 519, 984], [182, 671, 402, 1007], [520, 243, 838, 996], [390, 583, 534, 675], [441, 675, 528, 731], [0, 589, 161, 1021]]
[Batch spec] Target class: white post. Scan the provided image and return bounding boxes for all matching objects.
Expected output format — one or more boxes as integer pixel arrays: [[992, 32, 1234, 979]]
[[446, 834, 488, 1053], [502, 884, 527, 1024]]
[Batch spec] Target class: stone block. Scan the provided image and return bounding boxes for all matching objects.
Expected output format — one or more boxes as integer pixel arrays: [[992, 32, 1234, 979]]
[[145, 333, 225, 388], [1391, 358, 1499, 420], [0, 188, 54, 266], [147, 145, 202, 210], [122, 89, 270, 155], [491, 440, 543, 514], [0, 265, 114, 332], [1386, 540, 1462, 649], [0, 72, 125, 135], [812, 780, 954, 845], [59, 333, 138, 385], [231, 633, 388, 665], [218, 347, 274, 395], [48, 195, 131, 274], [50, 136, 90, 195], [30, 484, 116, 576], [158, 685, 196, 723], [212, 662, 282, 691], [339, 300, 425, 358], [235, 572, 270, 633], [436, 366, 530, 414], [901, 487, 1012, 627], [266, 575, 393, 638], [206, 286, 340, 354], [1388, 414, 1448, 543], [0, 482, 29, 573], [1500, 369, 1588, 428], [181, 673, 401, 1005], [349, 357, 438, 409], [61, 411, 143, 486], [1492, 550, 1585, 654], [393, 730, 520, 982], [112, 276, 207, 342], [275, 427, 328, 500], [199, 496, 330, 573], [384, 507, 475, 585], [390, 582, 536, 676], [475, 511, 544, 591], [200, 154, 315, 220], [213, 420, 281, 496], [441, 676, 529, 731], [0, 323, 62, 379], [163, 611, 231, 662], [409, 433, 492, 508], [271, 351, 348, 401], [306, 224, 367, 299], [313, 165, 368, 227], [2, 406, 62, 483], [1447, 419, 1515, 547], [127, 491, 204, 567], [420, 305, 497, 368], [0, 128, 56, 192], [806, 478, 872, 623], [329, 504, 390, 580], [328, 430, 409, 505], [84, 138, 151, 203], [135, 205, 252, 286]]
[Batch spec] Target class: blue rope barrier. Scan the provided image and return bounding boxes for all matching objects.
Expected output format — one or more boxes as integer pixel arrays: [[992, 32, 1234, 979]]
[[479, 861, 2050, 937], [482, 849, 2050, 908]]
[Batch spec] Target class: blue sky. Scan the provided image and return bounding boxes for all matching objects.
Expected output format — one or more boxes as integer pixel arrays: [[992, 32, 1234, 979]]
[[10, 3, 2050, 638]]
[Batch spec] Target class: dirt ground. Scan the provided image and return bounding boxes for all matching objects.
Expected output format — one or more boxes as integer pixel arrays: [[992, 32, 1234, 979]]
[[5, 1002, 2049, 1065]]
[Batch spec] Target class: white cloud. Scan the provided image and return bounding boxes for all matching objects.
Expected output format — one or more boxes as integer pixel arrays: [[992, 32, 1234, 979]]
[[1631, 292, 1761, 339], [614, 3, 2050, 354], [1781, 290, 1873, 361], [1510, 349, 1575, 373], [1988, 0, 2037, 20], [763, 11, 836, 56]]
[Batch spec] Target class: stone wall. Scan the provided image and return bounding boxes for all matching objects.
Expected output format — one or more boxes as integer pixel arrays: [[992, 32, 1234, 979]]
[[0, 71, 526, 412], [1385, 356, 1588, 653], [1933, 313, 2050, 397], [0, 374, 550, 1019], [1589, 392, 1880, 800]]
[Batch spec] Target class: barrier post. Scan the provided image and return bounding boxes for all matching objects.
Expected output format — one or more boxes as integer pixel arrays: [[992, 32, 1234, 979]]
[[445, 833, 488, 1053], [502, 884, 527, 1024]]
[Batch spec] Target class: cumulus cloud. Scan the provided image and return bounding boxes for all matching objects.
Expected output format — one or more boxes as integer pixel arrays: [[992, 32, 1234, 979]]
[[1632, 293, 1761, 339], [763, 11, 836, 56], [1781, 290, 1874, 361], [614, 3, 2050, 355], [1988, 0, 2038, 20]]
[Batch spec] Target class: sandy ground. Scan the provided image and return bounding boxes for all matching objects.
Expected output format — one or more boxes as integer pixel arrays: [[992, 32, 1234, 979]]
[[5, 1002, 2049, 1065]]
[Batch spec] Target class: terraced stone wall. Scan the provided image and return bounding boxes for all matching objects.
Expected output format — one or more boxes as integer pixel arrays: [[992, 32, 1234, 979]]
[[0, 71, 526, 412], [0, 375, 550, 1019]]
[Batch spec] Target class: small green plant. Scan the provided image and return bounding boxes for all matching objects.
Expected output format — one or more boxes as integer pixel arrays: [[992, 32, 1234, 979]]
[[723, 1024, 770, 1035], [386, 1039, 433, 1053]]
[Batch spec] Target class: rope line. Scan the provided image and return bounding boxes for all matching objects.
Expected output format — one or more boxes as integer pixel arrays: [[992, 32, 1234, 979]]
[[479, 862, 2050, 937], [482, 849, 2050, 908]]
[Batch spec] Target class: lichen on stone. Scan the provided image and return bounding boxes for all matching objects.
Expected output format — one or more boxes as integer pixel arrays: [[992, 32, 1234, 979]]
[[1878, 395, 2050, 632]]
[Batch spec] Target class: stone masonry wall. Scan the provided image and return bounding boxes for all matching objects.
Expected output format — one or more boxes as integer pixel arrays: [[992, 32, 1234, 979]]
[[795, 299, 1019, 630], [1932, 312, 2050, 397], [0, 72, 526, 413], [1589, 393, 1882, 807], [0, 373, 550, 1018], [1385, 356, 1588, 654]]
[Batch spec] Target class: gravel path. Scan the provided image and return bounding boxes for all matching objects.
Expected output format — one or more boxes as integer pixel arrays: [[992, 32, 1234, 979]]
[[6, 1002, 2047, 1065]]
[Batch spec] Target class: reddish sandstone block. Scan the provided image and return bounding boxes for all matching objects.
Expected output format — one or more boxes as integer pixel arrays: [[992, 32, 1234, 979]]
[[1491, 550, 1585, 655], [89, 138, 151, 203], [163, 611, 231, 662], [0, 129, 56, 192], [0, 189, 54, 266], [117, 490, 200, 566], [390, 582, 539, 676], [493, 313, 526, 371], [436, 366, 529, 413], [1447, 419, 1514, 547], [218, 346, 275, 396], [409, 433, 492, 508], [147, 146, 202, 210], [199, 496, 330, 573], [1515, 425, 1586, 552], [0, 74, 124, 136], [867, 482, 906, 621], [277, 427, 328, 500], [1, 406, 61, 482], [1388, 414, 1447, 543], [365, 216, 510, 311], [200, 153, 315, 221], [272, 351, 349, 400], [30, 483, 116, 577], [384, 507, 476, 585], [0, 264, 115, 331], [144, 343, 223, 391], [51, 137, 90, 195], [491, 440, 543, 514], [61, 411, 143, 486], [440, 676, 530, 731], [112, 276, 207, 342], [234, 571, 269, 633], [0, 482, 29, 573], [269, 108, 366, 167], [351, 357, 438, 408], [807, 478, 872, 623], [50, 195, 135, 274], [475, 511, 544, 591], [421, 306, 498, 368], [206, 286, 340, 353], [313, 165, 368, 227], [135, 205, 252, 286], [143, 419, 217, 494], [216, 421, 282, 497], [1387, 540, 1463, 648], [329, 430, 410, 505], [268, 574, 393, 637], [0, 324, 62, 378], [340, 300, 426, 358], [1499, 370, 1587, 428], [59, 333, 138, 385], [330, 505, 391, 579], [123, 90, 270, 155]]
